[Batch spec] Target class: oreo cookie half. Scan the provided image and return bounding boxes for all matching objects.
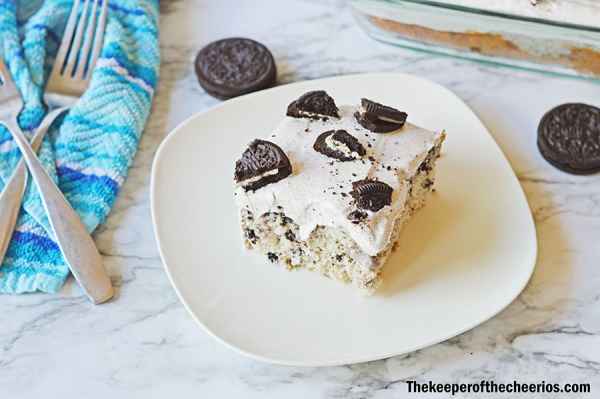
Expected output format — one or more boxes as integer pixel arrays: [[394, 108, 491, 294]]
[[351, 179, 393, 212], [313, 130, 366, 161], [537, 103, 600, 175], [235, 139, 292, 192], [195, 38, 276, 100], [287, 90, 339, 119], [355, 98, 407, 133]]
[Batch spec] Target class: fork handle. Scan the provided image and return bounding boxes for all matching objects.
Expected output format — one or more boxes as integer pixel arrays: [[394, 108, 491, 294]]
[[3, 112, 114, 304], [0, 162, 26, 264], [0, 111, 60, 265]]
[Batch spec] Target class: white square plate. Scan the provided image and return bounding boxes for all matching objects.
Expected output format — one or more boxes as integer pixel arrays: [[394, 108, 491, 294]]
[[151, 73, 537, 366]]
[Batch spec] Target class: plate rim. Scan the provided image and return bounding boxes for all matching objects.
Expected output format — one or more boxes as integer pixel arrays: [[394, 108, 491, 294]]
[[150, 72, 538, 367]]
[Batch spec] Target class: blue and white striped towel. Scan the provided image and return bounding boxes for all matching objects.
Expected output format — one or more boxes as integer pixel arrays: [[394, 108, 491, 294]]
[[0, 0, 159, 293]]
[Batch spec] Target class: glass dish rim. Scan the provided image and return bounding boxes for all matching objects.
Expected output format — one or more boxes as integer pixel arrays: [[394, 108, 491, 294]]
[[359, 0, 600, 33]]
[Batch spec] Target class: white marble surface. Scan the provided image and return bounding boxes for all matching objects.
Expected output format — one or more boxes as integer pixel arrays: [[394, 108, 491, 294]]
[[3, 0, 600, 397]]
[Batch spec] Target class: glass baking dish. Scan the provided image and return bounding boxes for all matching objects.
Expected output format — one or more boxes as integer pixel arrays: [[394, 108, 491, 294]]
[[351, 0, 600, 79]]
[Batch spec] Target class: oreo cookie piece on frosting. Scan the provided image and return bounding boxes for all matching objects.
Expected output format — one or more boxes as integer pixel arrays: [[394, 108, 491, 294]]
[[287, 90, 339, 119], [351, 179, 393, 212], [235, 139, 292, 192], [355, 98, 407, 133], [313, 130, 366, 161]]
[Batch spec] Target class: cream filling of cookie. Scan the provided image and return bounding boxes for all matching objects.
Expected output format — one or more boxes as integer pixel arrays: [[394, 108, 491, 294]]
[[297, 110, 337, 119], [235, 105, 444, 257], [237, 169, 280, 187], [378, 115, 403, 123], [324, 134, 361, 159], [356, 109, 403, 124]]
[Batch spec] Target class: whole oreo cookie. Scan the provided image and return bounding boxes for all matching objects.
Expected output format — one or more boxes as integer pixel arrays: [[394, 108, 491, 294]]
[[195, 38, 276, 100], [287, 90, 339, 119], [235, 139, 292, 192], [351, 179, 393, 212], [355, 98, 407, 133], [537, 103, 600, 175], [313, 130, 366, 161]]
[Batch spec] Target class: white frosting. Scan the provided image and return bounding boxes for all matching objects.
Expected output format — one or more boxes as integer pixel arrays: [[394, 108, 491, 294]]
[[357, 0, 600, 47], [233, 106, 443, 257], [435, 0, 600, 28]]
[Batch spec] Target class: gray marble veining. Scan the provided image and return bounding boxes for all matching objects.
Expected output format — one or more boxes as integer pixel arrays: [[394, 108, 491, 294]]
[[2, 0, 600, 397]]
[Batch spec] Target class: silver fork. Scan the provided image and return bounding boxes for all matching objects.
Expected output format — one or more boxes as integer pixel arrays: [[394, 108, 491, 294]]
[[0, 0, 112, 304]]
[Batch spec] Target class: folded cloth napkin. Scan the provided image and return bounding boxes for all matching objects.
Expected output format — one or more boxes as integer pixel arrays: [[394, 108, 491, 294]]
[[0, 0, 159, 293]]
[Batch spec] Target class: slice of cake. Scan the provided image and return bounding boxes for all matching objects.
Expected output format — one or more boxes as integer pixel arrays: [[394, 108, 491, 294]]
[[233, 91, 445, 293]]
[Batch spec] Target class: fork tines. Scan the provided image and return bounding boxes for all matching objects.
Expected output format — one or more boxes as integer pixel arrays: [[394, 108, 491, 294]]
[[51, 0, 109, 83]]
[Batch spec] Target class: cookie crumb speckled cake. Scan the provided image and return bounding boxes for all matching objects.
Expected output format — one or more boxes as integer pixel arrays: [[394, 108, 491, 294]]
[[233, 91, 445, 293]]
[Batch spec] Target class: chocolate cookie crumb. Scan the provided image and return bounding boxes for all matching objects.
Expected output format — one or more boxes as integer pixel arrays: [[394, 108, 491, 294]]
[[348, 209, 368, 223]]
